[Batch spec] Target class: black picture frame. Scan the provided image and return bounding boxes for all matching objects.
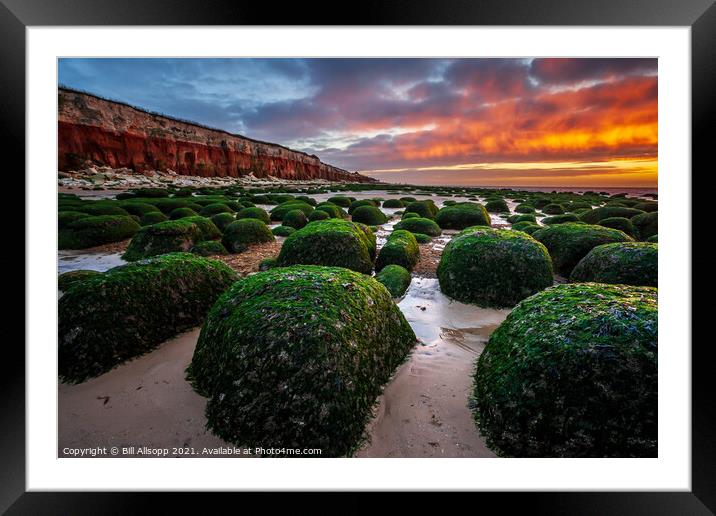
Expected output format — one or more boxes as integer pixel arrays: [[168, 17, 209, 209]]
[[3, 0, 713, 513]]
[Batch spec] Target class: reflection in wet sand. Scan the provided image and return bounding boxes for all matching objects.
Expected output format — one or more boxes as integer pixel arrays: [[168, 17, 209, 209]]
[[357, 278, 510, 457]]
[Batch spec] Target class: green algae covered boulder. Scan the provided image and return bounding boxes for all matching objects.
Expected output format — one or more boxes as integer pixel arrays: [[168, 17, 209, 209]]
[[542, 203, 565, 215], [473, 283, 657, 457], [541, 213, 579, 225], [533, 223, 633, 276], [570, 242, 657, 286], [401, 212, 419, 220], [276, 219, 375, 274], [375, 264, 412, 298], [507, 213, 537, 224], [515, 204, 536, 213], [413, 232, 432, 244], [405, 200, 438, 219], [272, 225, 296, 237], [394, 217, 442, 237], [511, 221, 541, 234], [222, 219, 275, 253], [59, 253, 238, 383], [123, 219, 203, 261], [181, 216, 222, 241], [270, 201, 314, 221], [58, 269, 100, 291], [308, 209, 330, 222], [210, 212, 236, 232], [191, 240, 229, 257], [631, 211, 658, 240], [437, 227, 553, 308], [282, 209, 309, 229], [485, 199, 509, 213], [348, 199, 377, 214], [59, 215, 141, 250], [598, 216, 638, 238], [375, 229, 419, 272], [139, 211, 169, 226], [647, 234, 658, 243], [200, 203, 234, 217], [382, 199, 404, 208], [236, 207, 270, 225], [186, 265, 417, 457], [314, 202, 346, 219], [435, 203, 491, 230], [579, 206, 644, 224], [351, 205, 388, 226], [58, 210, 90, 229], [169, 207, 199, 220], [327, 195, 353, 207]]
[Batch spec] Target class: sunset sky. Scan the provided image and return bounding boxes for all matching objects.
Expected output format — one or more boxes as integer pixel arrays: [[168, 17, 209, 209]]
[[58, 58, 657, 187]]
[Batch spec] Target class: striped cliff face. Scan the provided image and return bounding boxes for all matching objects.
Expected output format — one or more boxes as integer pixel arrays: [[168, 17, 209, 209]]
[[57, 89, 376, 183]]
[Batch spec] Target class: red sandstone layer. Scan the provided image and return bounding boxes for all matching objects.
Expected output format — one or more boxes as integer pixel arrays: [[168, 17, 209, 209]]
[[58, 88, 375, 183]]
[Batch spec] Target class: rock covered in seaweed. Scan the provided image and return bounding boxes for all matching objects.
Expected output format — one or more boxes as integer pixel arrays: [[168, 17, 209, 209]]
[[473, 283, 657, 457], [375, 229, 419, 272], [570, 242, 657, 286], [437, 227, 553, 307], [434, 202, 491, 230], [187, 265, 417, 457], [59, 253, 238, 383]]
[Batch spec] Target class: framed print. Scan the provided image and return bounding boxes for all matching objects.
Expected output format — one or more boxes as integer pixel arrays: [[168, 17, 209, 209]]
[[4, 0, 715, 512]]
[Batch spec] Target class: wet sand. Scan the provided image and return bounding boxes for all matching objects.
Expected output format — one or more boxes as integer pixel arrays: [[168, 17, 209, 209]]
[[356, 278, 510, 457], [58, 328, 234, 457]]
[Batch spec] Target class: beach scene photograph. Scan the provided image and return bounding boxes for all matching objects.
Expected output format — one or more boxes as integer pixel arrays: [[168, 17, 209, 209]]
[[57, 57, 658, 459]]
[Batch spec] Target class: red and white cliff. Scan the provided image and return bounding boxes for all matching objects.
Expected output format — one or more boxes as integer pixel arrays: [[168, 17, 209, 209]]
[[58, 88, 375, 183]]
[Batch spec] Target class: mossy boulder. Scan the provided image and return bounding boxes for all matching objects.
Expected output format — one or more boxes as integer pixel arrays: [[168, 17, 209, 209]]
[[351, 205, 388, 226], [633, 201, 658, 213], [58, 210, 90, 229], [401, 212, 419, 220], [210, 212, 236, 232], [191, 240, 229, 256], [533, 223, 633, 276], [485, 199, 509, 213], [258, 257, 278, 271], [314, 202, 345, 219], [327, 196, 353, 207], [123, 219, 203, 261], [59, 215, 141, 250], [473, 283, 657, 457], [59, 253, 238, 383], [58, 269, 100, 291], [541, 213, 580, 225], [514, 204, 536, 213], [169, 207, 199, 220], [382, 199, 404, 208], [277, 219, 375, 274], [435, 203, 491, 230], [199, 203, 234, 217], [272, 225, 296, 237], [236, 207, 270, 224], [282, 209, 309, 229], [413, 233, 432, 244], [646, 234, 658, 243], [631, 212, 658, 240], [405, 200, 438, 219], [570, 242, 657, 286], [375, 264, 412, 298], [375, 229, 419, 272], [270, 201, 314, 221], [507, 213, 537, 224], [598, 217, 638, 238], [139, 211, 169, 226], [308, 209, 330, 222], [186, 265, 417, 457], [580, 206, 645, 224], [542, 203, 565, 215], [118, 202, 161, 217], [222, 219, 275, 253], [348, 199, 377, 214], [78, 203, 131, 217], [182, 216, 222, 241], [437, 228, 553, 307], [511, 221, 542, 234], [394, 217, 442, 237]]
